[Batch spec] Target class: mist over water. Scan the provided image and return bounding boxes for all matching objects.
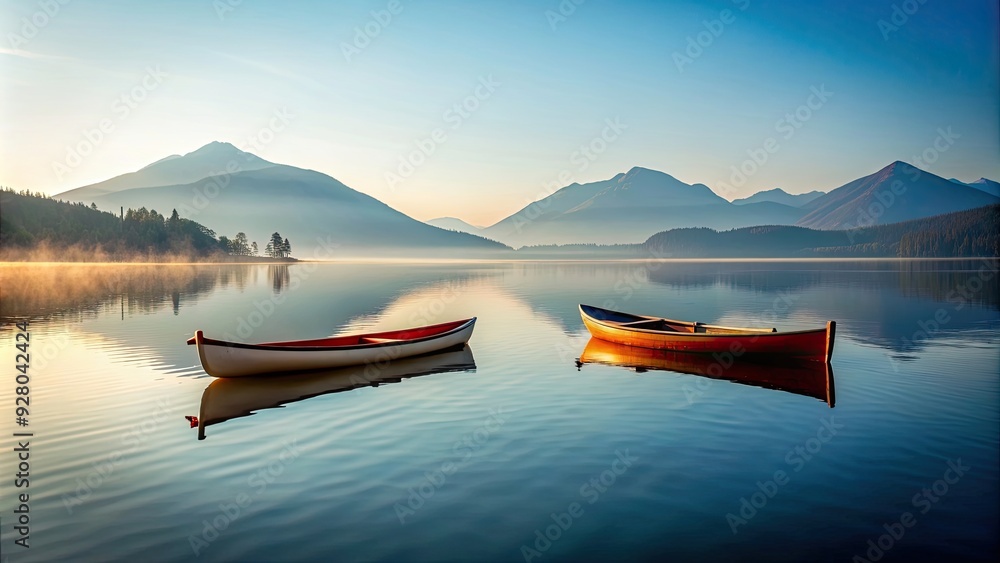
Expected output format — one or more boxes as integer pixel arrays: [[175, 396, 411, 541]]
[[0, 260, 996, 562]]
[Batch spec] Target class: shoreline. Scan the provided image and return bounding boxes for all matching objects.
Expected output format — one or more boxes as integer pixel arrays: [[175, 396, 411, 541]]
[[1, 256, 996, 266]]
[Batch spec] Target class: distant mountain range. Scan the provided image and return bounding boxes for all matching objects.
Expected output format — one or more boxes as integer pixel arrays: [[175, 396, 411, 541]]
[[514, 204, 999, 259], [477, 167, 804, 246], [732, 188, 825, 207], [60, 142, 508, 256], [797, 161, 999, 229], [55, 142, 999, 253], [950, 177, 1000, 197], [425, 217, 485, 235], [476, 162, 999, 246], [645, 204, 999, 258]]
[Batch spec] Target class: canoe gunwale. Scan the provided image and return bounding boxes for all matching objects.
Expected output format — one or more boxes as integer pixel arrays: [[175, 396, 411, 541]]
[[580, 305, 820, 338], [192, 318, 476, 352], [589, 318, 825, 338], [190, 318, 477, 378]]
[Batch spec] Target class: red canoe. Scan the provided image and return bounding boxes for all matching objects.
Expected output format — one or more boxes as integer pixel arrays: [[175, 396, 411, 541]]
[[580, 304, 835, 363], [578, 338, 835, 407]]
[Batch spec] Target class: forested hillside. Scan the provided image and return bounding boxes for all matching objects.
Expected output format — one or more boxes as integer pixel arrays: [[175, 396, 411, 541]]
[[641, 205, 999, 258], [1, 189, 224, 260]]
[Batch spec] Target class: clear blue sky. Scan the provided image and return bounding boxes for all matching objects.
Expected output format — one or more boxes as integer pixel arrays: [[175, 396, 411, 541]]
[[2, 0, 997, 225]]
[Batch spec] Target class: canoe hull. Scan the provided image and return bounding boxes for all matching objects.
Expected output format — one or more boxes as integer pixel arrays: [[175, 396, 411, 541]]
[[578, 338, 834, 407], [191, 318, 476, 377], [197, 345, 476, 438], [580, 305, 834, 362]]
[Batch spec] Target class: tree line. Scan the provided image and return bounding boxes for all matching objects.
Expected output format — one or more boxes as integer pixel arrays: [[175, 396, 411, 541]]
[[640, 204, 999, 258], [0, 189, 295, 260], [217, 231, 291, 258]]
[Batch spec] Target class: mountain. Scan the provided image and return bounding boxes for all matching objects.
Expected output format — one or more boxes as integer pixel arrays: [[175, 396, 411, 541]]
[[950, 177, 1000, 198], [425, 217, 484, 235], [513, 204, 999, 259], [60, 142, 276, 201], [797, 161, 1000, 230], [59, 143, 509, 256], [732, 188, 825, 207], [968, 178, 1000, 197], [481, 161, 997, 247], [643, 204, 999, 258], [481, 167, 805, 246]]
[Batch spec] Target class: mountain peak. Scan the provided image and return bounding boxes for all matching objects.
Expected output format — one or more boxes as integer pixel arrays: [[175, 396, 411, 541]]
[[616, 166, 682, 188], [186, 141, 247, 156], [172, 141, 272, 169], [732, 187, 825, 208], [884, 160, 919, 173], [797, 161, 1000, 229], [868, 160, 920, 184], [624, 166, 656, 175], [582, 166, 727, 206], [622, 166, 675, 182], [59, 141, 275, 201]]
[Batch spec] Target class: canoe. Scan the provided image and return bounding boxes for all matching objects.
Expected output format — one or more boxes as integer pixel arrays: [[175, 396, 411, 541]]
[[577, 338, 834, 407], [187, 317, 476, 377], [579, 304, 835, 362], [194, 345, 476, 439]]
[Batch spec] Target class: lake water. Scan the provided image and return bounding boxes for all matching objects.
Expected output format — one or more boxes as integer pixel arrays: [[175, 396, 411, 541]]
[[1, 260, 997, 562]]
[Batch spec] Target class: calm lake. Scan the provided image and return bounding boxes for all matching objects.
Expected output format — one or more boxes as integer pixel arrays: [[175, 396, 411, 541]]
[[1, 260, 997, 562]]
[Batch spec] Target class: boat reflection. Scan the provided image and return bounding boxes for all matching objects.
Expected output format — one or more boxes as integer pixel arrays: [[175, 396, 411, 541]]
[[577, 338, 835, 407], [194, 345, 476, 440]]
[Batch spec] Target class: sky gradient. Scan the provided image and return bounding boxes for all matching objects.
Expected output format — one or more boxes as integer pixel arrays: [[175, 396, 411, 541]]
[[2, 0, 998, 225]]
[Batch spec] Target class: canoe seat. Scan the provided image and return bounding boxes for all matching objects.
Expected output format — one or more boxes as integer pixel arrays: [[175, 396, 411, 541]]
[[361, 337, 402, 344], [617, 319, 678, 332]]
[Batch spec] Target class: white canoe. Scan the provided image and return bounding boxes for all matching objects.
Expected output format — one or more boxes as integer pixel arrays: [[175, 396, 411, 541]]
[[195, 345, 476, 439], [187, 318, 476, 377]]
